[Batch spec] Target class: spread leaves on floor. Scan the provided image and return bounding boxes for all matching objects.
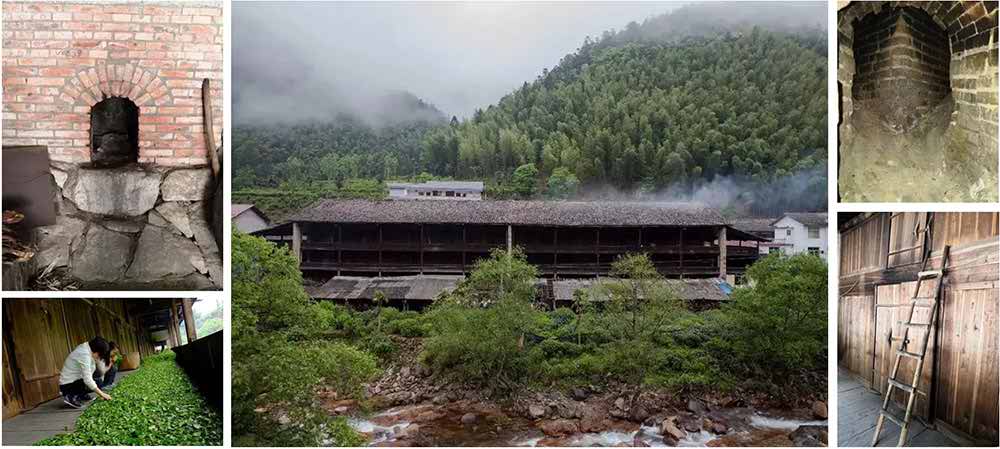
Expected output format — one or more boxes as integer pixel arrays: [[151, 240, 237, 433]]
[[34, 351, 222, 446]]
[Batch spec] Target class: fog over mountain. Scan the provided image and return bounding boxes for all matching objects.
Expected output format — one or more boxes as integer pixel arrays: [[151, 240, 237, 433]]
[[233, 2, 826, 126]]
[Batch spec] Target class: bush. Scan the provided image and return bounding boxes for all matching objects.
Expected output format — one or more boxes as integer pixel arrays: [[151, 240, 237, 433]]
[[712, 253, 827, 378], [36, 352, 222, 446]]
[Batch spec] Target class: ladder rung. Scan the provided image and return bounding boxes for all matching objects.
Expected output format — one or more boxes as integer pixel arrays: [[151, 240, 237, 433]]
[[897, 349, 923, 359], [880, 408, 905, 426], [912, 296, 936, 303], [899, 321, 930, 328], [888, 379, 915, 392], [918, 270, 942, 278]]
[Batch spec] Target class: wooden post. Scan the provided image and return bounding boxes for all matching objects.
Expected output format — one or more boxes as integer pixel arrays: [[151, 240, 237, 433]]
[[182, 298, 197, 342], [292, 222, 302, 263], [169, 299, 180, 347], [507, 225, 513, 255], [718, 226, 728, 279], [461, 226, 466, 274], [595, 228, 600, 275], [378, 224, 383, 277], [553, 227, 559, 279], [337, 224, 342, 276], [420, 224, 425, 275]]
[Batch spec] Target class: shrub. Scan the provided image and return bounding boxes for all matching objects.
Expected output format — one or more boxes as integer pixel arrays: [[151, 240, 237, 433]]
[[36, 352, 222, 446]]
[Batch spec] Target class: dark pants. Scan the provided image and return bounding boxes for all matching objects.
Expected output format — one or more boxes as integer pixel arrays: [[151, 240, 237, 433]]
[[59, 379, 90, 400], [94, 365, 117, 389]]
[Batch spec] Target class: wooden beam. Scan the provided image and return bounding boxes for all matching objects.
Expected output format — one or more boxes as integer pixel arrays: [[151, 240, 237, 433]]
[[182, 299, 197, 342], [292, 222, 302, 264], [718, 226, 727, 279]]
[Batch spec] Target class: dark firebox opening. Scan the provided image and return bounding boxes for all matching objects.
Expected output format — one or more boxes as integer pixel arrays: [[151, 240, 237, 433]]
[[90, 96, 139, 168], [851, 6, 951, 131]]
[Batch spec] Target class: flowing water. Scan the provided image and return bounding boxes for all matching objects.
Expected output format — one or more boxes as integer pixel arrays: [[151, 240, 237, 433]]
[[345, 403, 827, 447]]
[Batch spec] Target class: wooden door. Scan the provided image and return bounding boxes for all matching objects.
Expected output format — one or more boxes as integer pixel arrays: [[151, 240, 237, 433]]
[[5, 300, 68, 409], [874, 282, 936, 420], [3, 335, 23, 419]]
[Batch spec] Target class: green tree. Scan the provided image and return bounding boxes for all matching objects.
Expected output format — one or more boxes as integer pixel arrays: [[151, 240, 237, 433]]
[[546, 167, 580, 200], [511, 163, 539, 198]]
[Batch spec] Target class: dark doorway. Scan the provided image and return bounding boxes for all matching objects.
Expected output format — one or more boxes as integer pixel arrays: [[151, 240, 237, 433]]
[[90, 96, 139, 167]]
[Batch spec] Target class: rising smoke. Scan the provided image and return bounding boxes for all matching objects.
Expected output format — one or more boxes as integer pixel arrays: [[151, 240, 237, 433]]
[[579, 165, 828, 217]]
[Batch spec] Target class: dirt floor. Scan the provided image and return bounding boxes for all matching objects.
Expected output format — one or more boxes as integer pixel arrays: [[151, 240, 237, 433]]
[[839, 95, 998, 202]]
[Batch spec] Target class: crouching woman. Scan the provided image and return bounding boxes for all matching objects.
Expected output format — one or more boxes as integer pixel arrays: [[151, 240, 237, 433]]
[[59, 337, 113, 408]]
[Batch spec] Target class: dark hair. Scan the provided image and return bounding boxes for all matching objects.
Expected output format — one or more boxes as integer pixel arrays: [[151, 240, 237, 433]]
[[88, 337, 111, 364], [109, 341, 119, 351]]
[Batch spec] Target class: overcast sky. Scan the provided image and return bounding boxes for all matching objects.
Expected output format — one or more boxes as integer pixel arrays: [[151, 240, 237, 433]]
[[233, 2, 687, 124]]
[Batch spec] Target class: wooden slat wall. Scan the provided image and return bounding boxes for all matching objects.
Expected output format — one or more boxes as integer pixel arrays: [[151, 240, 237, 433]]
[[839, 212, 999, 444], [2, 299, 157, 418], [839, 294, 875, 387], [840, 213, 890, 276], [887, 212, 927, 268], [874, 281, 937, 420]]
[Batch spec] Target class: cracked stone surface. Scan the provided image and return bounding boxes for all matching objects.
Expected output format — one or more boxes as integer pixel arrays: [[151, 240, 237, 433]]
[[64, 167, 161, 216], [70, 225, 133, 283]]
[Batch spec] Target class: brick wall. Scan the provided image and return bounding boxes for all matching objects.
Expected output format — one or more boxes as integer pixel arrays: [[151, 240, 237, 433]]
[[2, 1, 223, 166], [852, 7, 950, 112], [839, 1, 998, 153]]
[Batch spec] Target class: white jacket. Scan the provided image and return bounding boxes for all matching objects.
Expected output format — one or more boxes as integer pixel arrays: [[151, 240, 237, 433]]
[[58, 342, 98, 391]]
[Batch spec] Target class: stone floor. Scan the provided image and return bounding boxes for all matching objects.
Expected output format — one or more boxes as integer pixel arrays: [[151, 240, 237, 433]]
[[2, 370, 135, 445], [838, 368, 959, 447]]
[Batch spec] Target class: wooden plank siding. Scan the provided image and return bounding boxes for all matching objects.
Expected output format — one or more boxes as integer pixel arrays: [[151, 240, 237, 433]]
[[838, 212, 1000, 445], [1, 299, 163, 418]]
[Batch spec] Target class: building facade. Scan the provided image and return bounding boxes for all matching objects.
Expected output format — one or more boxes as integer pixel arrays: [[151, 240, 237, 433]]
[[770, 212, 828, 259], [387, 181, 484, 200]]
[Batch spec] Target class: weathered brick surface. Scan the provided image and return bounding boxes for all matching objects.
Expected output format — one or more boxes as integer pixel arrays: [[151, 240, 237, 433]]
[[2, 1, 223, 166], [839, 1, 998, 152]]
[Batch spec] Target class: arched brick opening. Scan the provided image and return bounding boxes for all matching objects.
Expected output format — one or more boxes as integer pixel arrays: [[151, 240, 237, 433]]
[[90, 96, 140, 167], [837, 1, 999, 201]]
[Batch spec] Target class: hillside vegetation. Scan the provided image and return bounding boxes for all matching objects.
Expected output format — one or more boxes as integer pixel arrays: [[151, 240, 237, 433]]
[[234, 5, 826, 203]]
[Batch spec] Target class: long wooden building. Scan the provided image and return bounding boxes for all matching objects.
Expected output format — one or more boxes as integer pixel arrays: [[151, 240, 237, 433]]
[[2, 298, 195, 419], [255, 200, 765, 280], [838, 212, 999, 445]]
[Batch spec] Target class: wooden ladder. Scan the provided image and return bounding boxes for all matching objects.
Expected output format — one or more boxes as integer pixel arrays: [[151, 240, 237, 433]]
[[871, 244, 950, 447]]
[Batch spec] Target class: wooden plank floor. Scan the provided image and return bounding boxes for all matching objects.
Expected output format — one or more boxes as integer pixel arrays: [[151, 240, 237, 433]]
[[2, 370, 135, 445], [838, 368, 959, 447]]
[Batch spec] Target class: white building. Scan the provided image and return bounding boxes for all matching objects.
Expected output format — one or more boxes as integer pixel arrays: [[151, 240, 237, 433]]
[[387, 181, 484, 200], [232, 204, 270, 234], [770, 212, 828, 259]]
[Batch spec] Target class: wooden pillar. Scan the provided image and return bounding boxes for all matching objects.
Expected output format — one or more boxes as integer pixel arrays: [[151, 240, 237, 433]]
[[378, 224, 383, 277], [553, 227, 559, 279], [292, 222, 302, 263], [169, 299, 180, 347], [419, 224, 425, 275], [461, 226, 466, 274], [718, 226, 728, 279], [679, 228, 685, 278], [337, 224, 342, 276], [182, 298, 197, 342], [595, 228, 600, 275], [506, 225, 513, 254]]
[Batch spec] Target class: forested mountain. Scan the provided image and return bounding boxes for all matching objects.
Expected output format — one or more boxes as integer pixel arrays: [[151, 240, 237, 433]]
[[234, 4, 827, 204]]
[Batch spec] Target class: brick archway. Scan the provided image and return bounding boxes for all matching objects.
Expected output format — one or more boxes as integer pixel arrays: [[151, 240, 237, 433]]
[[59, 62, 172, 108]]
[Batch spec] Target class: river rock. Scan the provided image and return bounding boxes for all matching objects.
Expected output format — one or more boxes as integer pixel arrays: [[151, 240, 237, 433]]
[[460, 413, 478, 425], [682, 419, 702, 432], [155, 201, 193, 237], [704, 418, 727, 434], [790, 425, 827, 446], [65, 167, 161, 216], [33, 215, 87, 268], [630, 406, 650, 423], [811, 401, 828, 419], [539, 419, 579, 436], [614, 397, 627, 411], [528, 404, 547, 419], [661, 418, 687, 441], [161, 168, 212, 201], [70, 224, 132, 282], [432, 395, 449, 406], [687, 399, 708, 415], [571, 388, 589, 401], [397, 423, 419, 439], [124, 225, 202, 281]]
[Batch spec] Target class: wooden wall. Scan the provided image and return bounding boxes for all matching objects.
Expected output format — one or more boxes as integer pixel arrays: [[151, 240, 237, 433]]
[[1, 299, 161, 419], [838, 212, 999, 444]]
